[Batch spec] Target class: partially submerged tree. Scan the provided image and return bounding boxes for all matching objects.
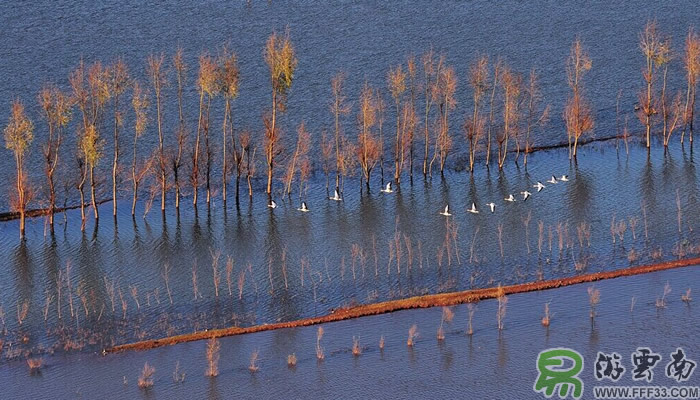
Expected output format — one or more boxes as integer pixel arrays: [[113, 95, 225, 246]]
[[85, 61, 110, 220], [284, 122, 311, 197], [657, 37, 672, 142], [421, 50, 440, 176], [388, 64, 406, 182], [147, 53, 167, 211], [485, 59, 502, 167], [241, 130, 256, 197], [682, 28, 700, 143], [172, 47, 187, 209], [80, 123, 103, 222], [131, 81, 150, 216], [192, 53, 217, 206], [4, 99, 34, 238], [523, 69, 550, 166], [638, 20, 663, 148], [330, 72, 350, 192], [375, 88, 386, 184], [69, 60, 90, 227], [662, 91, 684, 147], [406, 54, 418, 179], [217, 45, 240, 204], [433, 64, 457, 174], [39, 84, 71, 228], [565, 37, 594, 159], [466, 55, 489, 172], [109, 58, 130, 217], [264, 30, 297, 194], [357, 82, 380, 187], [498, 64, 520, 169]]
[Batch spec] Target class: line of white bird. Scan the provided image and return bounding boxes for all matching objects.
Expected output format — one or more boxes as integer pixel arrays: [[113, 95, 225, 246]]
[[264, 174, 569, 214], [440, 174, 569, 216]]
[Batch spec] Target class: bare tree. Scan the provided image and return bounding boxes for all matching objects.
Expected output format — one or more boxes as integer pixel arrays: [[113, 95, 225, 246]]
[[466, 55, 489, 172], [321, 131, 333, 189], [486, 59, 501, 167], [69, 60, 90, 228], [498, 64, 520, 169], [523, 69, 550, 166], [682, 28, 700, 143], [109, 58, 130, 217], [663, 91, 684, 147], [284, 122, 310, 197], [85, 61, 110, 220], [39, 84, 71, 228], [264, 29, 297, 194], [657, 38, 672, 141], [217, 45, 240, 205], [131, 81, 150, 216], [357, 82, 380, 187], [388, 65, 406, 182], [406, 55, 417, 179], [330, 72, 350, 192], [566, 37, 594, 159], [147, 53, 167, 211], [421, 50, 438, 176], [4, 99, 34, 238], [192, 53, 217, 206], [241, 131, 256, 197], [432, 64, 457, 174], [375, 88, 386, 184], [638, 20, 663, 148], [172, 47, 187, 209]]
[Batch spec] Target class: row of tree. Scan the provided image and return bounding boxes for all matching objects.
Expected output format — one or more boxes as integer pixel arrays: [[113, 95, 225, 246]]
[[4, 23, 700, 238]]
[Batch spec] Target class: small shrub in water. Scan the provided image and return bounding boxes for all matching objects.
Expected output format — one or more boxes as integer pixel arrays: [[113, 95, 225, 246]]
[[249, 350, 259, 372], [27, 358, 43, 372], [541, 302, 551, 327], [407, 324, 418, 346], [138, 362, 155, 389], [205, 338, 220, 377], [352, 336, 361, 357], [681, 288, 692, 304], [287, 353, 297, 367]]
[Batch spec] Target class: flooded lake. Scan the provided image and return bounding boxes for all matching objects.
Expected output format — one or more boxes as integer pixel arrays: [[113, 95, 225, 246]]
[[0, 0, 699, 398], [2, 266, 697, 399]]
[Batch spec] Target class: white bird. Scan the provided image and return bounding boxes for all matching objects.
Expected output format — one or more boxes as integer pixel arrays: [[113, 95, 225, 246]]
[[559, 175, 569, 182], [505, 194, 516, 202], [547, 176, 558, 184], [468, 202, 479, 214], [329, 189, 342, 201], [521, 191, 532, 201], [440, 205, 452, 216], [298, 201, 309, 212], [380, 182, 393, 193], [533, 182, 546, 192], [268, 199, 277, 209], [487, 202, 496, 213]]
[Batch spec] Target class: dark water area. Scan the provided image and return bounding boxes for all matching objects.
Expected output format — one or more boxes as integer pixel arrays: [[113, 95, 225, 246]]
[[1, 1, 700, 397], [1, 139, 699, 360], [1, 266, 697, 399], [0, 1, 699, 209]]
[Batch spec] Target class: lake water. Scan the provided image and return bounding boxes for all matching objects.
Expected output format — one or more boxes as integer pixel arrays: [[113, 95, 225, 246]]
[[0, 1, 699, 398]]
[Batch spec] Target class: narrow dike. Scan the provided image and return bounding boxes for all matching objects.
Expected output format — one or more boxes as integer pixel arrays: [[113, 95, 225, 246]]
[[107, 255, 699, 354]]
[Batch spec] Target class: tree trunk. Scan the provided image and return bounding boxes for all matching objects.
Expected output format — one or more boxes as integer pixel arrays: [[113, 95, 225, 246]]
[[193, 90, 204, 206], [90, 164, 98, 220], [394, 101, 401, 182], [267, 92, 276, 194], [113, 95, 119, 217], [222, 99, 229, 205]]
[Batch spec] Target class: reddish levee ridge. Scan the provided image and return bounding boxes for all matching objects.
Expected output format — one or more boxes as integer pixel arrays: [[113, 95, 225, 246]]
[[107, 256, 700, 354]]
